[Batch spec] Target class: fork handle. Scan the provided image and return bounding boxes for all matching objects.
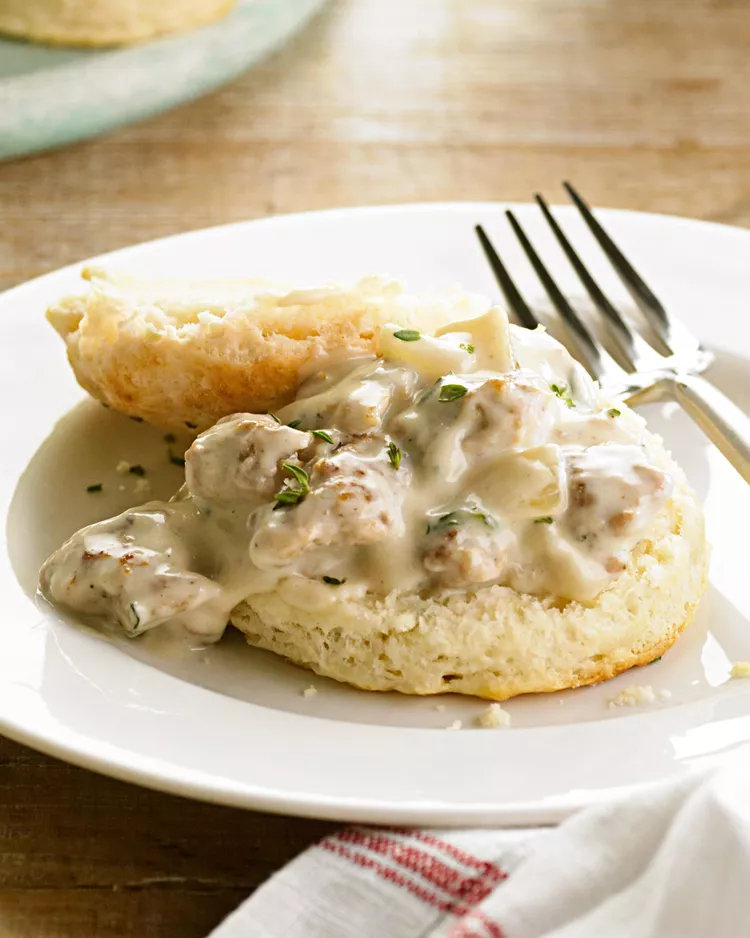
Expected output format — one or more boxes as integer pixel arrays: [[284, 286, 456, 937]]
[[667, 373, 750, 485]]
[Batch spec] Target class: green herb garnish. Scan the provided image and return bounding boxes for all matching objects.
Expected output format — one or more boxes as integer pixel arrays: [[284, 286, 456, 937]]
[[185, 421, 198, 429], [287, 419, 303, 429], [163, 433, 176, 444], [86, 483, 103, 493], [130, 603, 140, 630], [459, 343, 475, 353], [608, 408, 621, 418], [438, 383, 468, 402], [274, 490, 306, 507], [534, 516, 554, 524], [282, 462, 310, 490], [393, 329, 421, 342], [168, 450, 186, 468], [322, 576, 346, 585], [427, 507, 495, 533], [387, 441, 402, 470], [128, 464, 147, 477], [274, 462, 310, 508], [429, 513, 461, 531], [311, 429, 335, 444], [650, 656, 662, 664], [268, 413, 281, 424], [550, 384, 575, 408]]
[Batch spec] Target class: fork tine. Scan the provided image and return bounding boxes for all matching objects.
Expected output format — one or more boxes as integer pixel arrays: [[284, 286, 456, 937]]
[[563, 182, 701, 358], [475, 225, 540, 331], [504, 210, 625, 383], [534, 194, 663, 373]]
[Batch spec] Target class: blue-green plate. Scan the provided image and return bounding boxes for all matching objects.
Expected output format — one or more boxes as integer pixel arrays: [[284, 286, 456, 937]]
[[0, 0, 326, 161]]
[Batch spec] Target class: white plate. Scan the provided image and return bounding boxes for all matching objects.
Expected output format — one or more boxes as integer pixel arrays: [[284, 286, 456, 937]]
[[0, 0, 326, 161], [2, 203, 750, 826]]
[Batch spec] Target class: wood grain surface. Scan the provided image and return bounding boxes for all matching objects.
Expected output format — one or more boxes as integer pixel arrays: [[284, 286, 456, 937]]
[[2, 0, 750, 933]]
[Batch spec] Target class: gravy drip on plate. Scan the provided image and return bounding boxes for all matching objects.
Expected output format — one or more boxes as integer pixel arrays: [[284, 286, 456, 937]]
[[40, 308, 673, 643]]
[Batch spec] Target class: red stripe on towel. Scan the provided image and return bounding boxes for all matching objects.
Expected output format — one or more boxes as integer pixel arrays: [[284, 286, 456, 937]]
[[390, 829, 506, 883], [334, 829, 497, 905], [320, 838, 470, 914]]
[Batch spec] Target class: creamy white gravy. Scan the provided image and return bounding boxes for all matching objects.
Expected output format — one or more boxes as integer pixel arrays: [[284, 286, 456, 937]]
[[39, 308, 673, 644]]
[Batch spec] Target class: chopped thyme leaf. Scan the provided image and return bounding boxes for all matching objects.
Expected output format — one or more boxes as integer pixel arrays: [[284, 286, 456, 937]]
[[282, 462, 310, 490], [287, 419, 303, 429], [438, 383, 468, 402], [128, 464, 146, 477], [535, 516, 554, 524], [311, 429, 335, 444], [163, 433, 176, 444], [459, 343, 475, 353], [650, 656, 662, 664], [168, 450, 186, 468], [608, 408, 621, 418], [468, 509, 495, 528], [387, 441, 402, 469], [268, 413, 281, 424], [550, 383, 575, 408], [393, 329, 421, 342], [273, 489, 305, 507], [130, 603, 140, 629], [429, 512, 460, 531], [86, 483, 103, 493], [185, 421, 198, 429], [322, 576, 346, 585], [129, 415, 144, 423], [428, 506, 495, 533], [274, 462, 310, 507]]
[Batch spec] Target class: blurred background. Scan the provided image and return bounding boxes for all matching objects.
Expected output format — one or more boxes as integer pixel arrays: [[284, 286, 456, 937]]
[[3, 0, 750, 296]]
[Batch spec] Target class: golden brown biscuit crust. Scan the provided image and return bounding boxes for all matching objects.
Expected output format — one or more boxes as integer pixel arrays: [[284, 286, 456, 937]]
[[46, 270, 484, 432]]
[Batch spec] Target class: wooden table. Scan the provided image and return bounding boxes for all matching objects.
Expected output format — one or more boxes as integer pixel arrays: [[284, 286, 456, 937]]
[[2, 0, 750, 933]]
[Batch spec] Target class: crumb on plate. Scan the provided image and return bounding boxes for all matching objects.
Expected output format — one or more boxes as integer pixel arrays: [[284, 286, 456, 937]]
[[477, 703, 511, 728], [608, 685, 657, 708], [730, 661, 750, 679], [116, 460, 130, 475], [446, 720, 462, 731], [302, 685, 318, 698], [133, 478, 151, 496]]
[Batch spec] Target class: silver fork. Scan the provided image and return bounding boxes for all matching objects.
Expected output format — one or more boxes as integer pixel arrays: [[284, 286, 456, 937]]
[[476, 182, 750, 485]]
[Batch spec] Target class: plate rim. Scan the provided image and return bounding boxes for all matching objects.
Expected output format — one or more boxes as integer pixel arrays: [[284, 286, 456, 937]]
[[6, 198, 750, 298]]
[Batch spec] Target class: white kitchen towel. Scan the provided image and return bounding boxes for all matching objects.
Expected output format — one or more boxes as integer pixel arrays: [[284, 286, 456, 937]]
[[210, 767, 750, 938]]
